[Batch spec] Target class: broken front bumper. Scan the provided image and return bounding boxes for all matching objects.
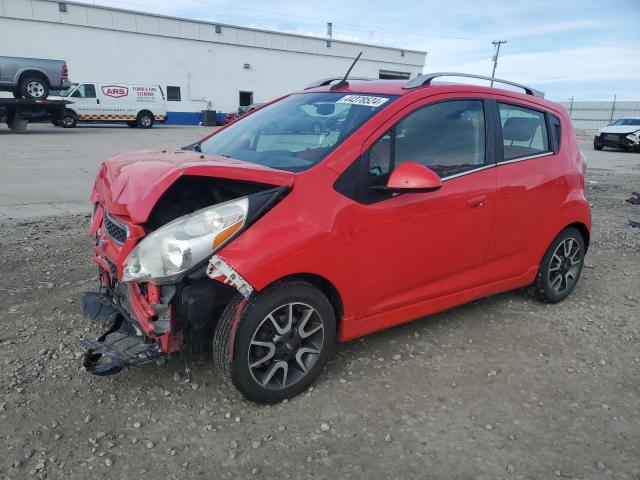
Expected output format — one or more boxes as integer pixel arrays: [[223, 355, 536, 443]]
[[81, 291, 165, 375]]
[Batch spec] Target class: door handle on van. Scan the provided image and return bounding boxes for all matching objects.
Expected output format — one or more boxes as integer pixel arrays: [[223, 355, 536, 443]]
[[467, 195, 487, 208]]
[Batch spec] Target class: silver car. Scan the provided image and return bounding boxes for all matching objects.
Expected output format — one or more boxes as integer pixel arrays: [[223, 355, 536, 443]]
[[0, 56, 72, 100]]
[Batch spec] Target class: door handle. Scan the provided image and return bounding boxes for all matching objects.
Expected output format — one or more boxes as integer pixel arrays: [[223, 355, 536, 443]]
[[467, 195, 487, 208]]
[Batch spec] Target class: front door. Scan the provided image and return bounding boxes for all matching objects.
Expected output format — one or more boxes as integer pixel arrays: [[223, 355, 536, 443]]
[[350, 98, 497, 322], [69, 83, 99, 120]]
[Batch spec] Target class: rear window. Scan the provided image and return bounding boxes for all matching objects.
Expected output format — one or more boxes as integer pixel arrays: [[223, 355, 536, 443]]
[[498, 103, 549, 161]]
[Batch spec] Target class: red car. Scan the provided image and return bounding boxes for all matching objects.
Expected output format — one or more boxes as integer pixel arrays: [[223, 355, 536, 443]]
[[83, 72, 591, 403]]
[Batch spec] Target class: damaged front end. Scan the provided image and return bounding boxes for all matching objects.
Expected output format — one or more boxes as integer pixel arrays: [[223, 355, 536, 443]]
[[82, 171, 290, 376]]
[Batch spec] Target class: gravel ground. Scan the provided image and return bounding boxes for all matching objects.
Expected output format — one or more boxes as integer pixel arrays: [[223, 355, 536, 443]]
[[1, 167, 639, 480]]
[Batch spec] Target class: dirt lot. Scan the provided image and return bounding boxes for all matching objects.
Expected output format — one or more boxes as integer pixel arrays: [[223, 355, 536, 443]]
[[1, 160, 639, 479]]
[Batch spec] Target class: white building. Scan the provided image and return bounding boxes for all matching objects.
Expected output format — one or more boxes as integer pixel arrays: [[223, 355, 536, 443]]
[[0, 0, 426, 124]]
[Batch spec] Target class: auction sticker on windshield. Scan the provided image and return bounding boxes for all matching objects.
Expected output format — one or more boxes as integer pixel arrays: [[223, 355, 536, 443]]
[[337, 95, 389, 107]]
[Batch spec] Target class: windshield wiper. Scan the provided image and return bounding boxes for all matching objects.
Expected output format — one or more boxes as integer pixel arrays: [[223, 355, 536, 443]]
[[182, 142, 201, 152]]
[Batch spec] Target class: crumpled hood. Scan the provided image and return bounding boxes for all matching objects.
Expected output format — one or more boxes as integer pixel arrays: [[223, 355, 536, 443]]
[[598, 125, 640, 134], [91, 148, 295, 224]]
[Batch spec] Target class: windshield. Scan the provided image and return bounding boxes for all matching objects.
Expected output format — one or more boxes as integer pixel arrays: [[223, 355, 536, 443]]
[[51, 84, 78, 97], [199, 92, 397, 172], [613, 118, 640, 126]]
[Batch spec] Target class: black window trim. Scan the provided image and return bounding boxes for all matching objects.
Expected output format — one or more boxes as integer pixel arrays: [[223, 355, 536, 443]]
[[494, 99, 555, 164]]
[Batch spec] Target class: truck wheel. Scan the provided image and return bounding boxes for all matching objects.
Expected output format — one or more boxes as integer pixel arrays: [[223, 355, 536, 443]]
[[59, 110, 78, 128], [20, 75, 50, 100], [126, 121, 137, 128], [213, 281, 336, 404], [136, 111, 154, 129], [8, 118, 29, 133]]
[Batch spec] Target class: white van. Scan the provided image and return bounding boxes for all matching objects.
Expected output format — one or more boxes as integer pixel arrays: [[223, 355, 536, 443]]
[[51, 82, 167, 128]]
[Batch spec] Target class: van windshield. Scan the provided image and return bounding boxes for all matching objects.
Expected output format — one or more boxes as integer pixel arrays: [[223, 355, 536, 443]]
[[198, 92, 397, 172], [52, 83, 78, 97]]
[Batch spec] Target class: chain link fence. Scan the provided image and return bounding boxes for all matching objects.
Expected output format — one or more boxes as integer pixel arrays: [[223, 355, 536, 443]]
[[557, 99, 640, 131]]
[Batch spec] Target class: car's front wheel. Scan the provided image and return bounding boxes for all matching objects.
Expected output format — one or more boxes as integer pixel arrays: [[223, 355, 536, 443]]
[[213, 281, 336, 403], [529, 227, 586, 303], [593, 136, 603, 150]]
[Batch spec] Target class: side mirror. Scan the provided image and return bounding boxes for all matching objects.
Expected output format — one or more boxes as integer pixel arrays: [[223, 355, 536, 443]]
[[385, 161, 442, 192]]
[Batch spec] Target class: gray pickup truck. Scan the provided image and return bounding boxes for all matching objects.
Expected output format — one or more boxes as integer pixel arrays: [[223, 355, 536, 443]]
[[0, 56, 71, 100]]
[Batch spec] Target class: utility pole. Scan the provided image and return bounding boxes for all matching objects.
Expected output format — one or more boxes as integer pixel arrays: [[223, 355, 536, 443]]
[[490, 40, 507, 86]]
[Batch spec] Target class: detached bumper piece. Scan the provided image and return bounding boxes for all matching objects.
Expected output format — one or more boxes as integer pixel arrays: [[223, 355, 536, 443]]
[[81, 292, 164, 376]]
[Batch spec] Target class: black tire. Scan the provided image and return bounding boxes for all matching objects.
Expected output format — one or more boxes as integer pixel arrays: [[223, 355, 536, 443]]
[[136, 111, 154, 129], [593, 136, 603, 150], [19, 75, 49, 100], [126, 121, 138, 128], [59, 110, 77, 128], [529, 227, 586, 303], [213, 280, 336, 404], [311, 122, 322, 135]]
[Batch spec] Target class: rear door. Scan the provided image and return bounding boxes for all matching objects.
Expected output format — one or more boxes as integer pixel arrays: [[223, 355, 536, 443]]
[[349, 96, 498, 320], [484, 100, 564, 281]]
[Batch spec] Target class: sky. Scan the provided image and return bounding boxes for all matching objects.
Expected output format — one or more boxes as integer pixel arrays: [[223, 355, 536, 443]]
[[87, 0, 640, 101]]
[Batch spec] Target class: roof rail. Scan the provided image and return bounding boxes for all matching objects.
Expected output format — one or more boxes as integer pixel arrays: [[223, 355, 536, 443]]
[[304, 77, 374, 90], [403, 72, 544, 98]]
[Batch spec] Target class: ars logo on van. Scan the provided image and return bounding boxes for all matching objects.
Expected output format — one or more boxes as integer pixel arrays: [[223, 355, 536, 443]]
[[101, 85, 129, 98]]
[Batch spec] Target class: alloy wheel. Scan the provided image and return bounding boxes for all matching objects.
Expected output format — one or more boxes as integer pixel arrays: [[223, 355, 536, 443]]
[[548, 237, 582, 295], [248, 302, 324, 390]]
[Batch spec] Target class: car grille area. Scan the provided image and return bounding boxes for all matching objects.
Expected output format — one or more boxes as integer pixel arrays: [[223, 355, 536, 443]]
[[104, 214, 128, 244]]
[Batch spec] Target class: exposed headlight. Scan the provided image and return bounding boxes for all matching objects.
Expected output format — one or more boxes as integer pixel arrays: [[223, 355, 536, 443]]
[[122, 197, 249, 284], [626, 131, 640, 143]]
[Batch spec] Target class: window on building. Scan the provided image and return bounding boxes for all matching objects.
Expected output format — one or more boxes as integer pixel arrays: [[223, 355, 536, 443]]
[[71, 83, 96, 98], [239, 91, 253, 107], [379, 70, 411, 80], [498, 103, 549, 161], [166, 86, 181, 102]]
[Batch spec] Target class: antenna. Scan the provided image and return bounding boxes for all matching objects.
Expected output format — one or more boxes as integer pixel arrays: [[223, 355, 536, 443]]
[[330, 51, 363, 91]]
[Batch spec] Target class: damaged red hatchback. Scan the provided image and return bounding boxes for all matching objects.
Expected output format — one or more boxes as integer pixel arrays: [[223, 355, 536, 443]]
[[83, 72, 591, 403]]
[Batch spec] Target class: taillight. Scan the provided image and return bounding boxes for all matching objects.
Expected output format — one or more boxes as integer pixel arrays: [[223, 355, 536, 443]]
[[61, 63, 68, 78]]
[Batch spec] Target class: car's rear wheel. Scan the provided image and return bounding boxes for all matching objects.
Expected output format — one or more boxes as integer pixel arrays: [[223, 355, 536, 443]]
[[529, 227, 585, 303], [593, 136, 603, 150], [20, 75, 49, 100], [213, 281, 336, 404]]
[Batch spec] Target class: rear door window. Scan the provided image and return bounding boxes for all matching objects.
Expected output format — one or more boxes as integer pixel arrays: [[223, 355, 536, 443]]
[[498, 103, 549, 161]]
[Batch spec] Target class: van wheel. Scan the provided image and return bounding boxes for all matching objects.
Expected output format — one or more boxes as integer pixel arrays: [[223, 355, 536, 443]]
[[126, 121, 138, 128], [59, 110, 77, 128], [20, 75, 50, 100], [529, 227, 585, 303], [213, 281, 336, 404], [136, 111, 154, 129]]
